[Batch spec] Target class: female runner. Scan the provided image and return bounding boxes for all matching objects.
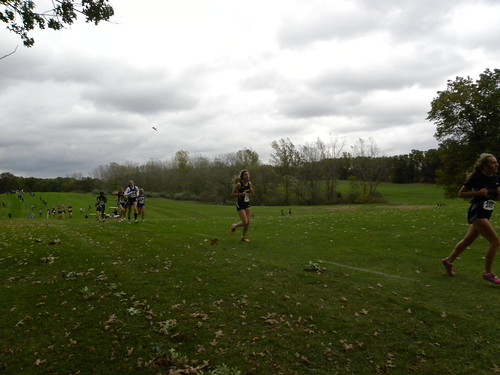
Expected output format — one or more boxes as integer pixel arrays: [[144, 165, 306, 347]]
[[137, 188, 147, 222], [230, 170, 254, 242], [442, 153, 500, 284]]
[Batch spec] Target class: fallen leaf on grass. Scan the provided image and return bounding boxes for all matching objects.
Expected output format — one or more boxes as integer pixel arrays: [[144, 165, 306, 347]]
[[158, 319, 177, 335], [190, 312, 209, 321], [264, 317, 279, 325], [170, 303, 183, 311], [340, 340, 354, 351], [214, 330, 224, 338], [127, 307, 141, 315], [251, 351, 266, 358], [61, 271, 84, 280], [95, 273, 108, 282], [104, 314, 119, 330], [213, 299, 224, 307], [324, 347, 337, 361], [295, 353, 311, 365], [166, 362, 209, 374], [15, 315, 33, 328], [40, 254, 58, 264]]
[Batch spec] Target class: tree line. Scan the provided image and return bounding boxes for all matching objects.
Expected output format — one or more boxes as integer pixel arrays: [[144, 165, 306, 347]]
[[0, 138, 440, 205]]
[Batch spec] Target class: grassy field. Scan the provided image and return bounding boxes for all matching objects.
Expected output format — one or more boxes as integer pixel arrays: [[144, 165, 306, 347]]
[[1, 185, 500, 374]]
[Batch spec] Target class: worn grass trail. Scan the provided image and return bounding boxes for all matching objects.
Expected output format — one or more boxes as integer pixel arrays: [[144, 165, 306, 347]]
[[1, 188, 500, 374]]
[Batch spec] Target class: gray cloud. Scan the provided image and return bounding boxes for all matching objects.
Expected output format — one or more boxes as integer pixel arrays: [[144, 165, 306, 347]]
[[82, 82, 198, 114], [277, 5, 380, 48], [310, 48, 467, 94]]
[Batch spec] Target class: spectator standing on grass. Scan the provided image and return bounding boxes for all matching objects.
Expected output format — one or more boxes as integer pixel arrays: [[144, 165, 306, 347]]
[[96, 191, 107, 222], [124, 180, 140, 223], [442, 153, 500, 285], [230, 169, 254, 242]]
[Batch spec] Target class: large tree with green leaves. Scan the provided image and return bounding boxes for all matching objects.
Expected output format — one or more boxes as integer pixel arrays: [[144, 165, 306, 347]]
[[1, 0, 114, 47], [427, 68, 500, 191]]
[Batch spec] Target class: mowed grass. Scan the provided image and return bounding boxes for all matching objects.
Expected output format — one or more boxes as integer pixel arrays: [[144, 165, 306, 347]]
[[1, 186, 500, 374]]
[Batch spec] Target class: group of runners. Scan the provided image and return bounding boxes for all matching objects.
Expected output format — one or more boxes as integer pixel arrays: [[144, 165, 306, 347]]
[[96, 180, 146, 223]]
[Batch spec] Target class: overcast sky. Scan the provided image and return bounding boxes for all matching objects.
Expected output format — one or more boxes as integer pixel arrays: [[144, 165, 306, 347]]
[[1, 0, 499, 178]]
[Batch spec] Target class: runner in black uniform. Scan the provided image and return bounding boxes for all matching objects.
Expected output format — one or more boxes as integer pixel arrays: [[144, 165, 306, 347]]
[[230, 170, 254, 242], [442, 153, 500, 285], [465, 171, 498, 223], [96, 192, 107, 222]]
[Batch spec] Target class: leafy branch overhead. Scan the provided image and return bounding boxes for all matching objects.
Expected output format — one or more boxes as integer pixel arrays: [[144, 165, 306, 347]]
[[1, 0, 114, 47]]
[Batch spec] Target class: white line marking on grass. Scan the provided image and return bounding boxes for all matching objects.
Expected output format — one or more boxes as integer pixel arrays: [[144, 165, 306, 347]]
[[318, 260, 417, 281]]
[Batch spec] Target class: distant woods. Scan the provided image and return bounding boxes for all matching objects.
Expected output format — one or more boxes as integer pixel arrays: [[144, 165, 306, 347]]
[[1, 138, 443, 205]]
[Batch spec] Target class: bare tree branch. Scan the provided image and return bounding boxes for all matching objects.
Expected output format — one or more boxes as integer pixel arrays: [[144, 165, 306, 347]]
[[0, 45, 18, 60]]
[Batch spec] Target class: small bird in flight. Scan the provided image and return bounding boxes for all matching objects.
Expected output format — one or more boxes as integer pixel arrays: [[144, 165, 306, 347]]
[[152, 126, 158, 131]]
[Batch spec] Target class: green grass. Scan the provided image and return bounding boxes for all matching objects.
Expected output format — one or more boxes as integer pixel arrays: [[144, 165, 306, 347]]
[[336, 181, 447, 205], [1, 187, 500, 374]]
